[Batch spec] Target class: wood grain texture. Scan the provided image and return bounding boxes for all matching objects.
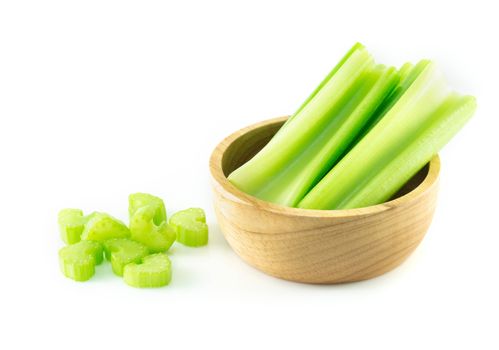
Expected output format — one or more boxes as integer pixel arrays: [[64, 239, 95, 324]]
[[209, 117, 440, 284]]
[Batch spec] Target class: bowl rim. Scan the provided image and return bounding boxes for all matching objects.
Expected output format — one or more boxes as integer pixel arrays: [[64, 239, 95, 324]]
[[209, 116, 440, 218]]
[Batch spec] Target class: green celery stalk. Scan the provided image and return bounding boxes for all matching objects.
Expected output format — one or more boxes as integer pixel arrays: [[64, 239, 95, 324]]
[[298, 61, 451, 210], [288, 42, 365, 122], [228, 45, 376, 205], [254, 65, 399, 206], [340, 93, 476, 209]]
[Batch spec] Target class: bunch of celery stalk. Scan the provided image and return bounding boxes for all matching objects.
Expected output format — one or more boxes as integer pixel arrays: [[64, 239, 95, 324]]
[[228, 43, 476, 210]]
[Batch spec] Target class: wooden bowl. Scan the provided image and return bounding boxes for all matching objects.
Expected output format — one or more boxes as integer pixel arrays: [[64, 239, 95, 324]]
[[209, 116, 440, 284]]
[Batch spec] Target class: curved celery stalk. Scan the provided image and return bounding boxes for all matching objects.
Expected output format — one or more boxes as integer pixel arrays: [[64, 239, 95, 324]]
[[59, 240, 103, 281], [123, 253, 172, 288], [81, 212, 130, 241], [341, 94, 476, 208], [169, 208, 208, 247], [103, 238, 149, 276], [228, 45, 376, 205], [254, 65, 399, 206], [298, 61, 451, 210]]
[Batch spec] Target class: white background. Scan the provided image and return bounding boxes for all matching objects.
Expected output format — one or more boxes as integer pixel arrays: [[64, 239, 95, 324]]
[[1, 1, 497, 349]]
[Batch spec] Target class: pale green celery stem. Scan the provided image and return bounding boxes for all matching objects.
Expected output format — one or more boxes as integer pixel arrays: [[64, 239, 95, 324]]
[[349, 60, 431, 146], [254, 66, 399, 207], [287, 42, 365, 124], [341, 94, 476, 209], [298, 62, 450, 210], [228, 47, 374, 196]]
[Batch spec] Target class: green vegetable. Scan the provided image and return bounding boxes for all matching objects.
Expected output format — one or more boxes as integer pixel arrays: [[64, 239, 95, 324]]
[[169, 208, 208, 247], [123, 253, 172, 288], [228, 44, 399, 206], [103, 238, 149, 276], [81, 212, 130, 241], [338, 93, 476, 209], [298, 61, 475, 209], [129, 193, 166, 225], [128, 193, 175, 252], [59, 240, 103, 281], [130, 205, 176, 252], [58, 209, 86, 244]]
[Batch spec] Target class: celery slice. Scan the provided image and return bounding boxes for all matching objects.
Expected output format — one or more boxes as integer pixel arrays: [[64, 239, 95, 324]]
[[169, 208, 208, 247], [228, 45, 377, 205], [129, 193, 166, 225], [342, 93, 476, 208], [123, 253, 172, 288], [130, 205, 176, 252], [81, 212, 130, 242], [58, 209, 86, 244], [103, 238, 149, 276], [59, 240, 103, 281], [298, 61, 451, 210]]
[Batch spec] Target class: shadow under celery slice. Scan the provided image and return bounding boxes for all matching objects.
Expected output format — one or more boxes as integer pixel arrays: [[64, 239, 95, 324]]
[[298, 61, 457, 210], [228, 44, 397, 207]]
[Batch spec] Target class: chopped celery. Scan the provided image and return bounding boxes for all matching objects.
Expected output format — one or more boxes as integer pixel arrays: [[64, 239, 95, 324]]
[[130, 205, 176, 252], [81, 212, 130, 242], [228, 44, 396, 206], [123, 253, 172, 288], [103, 238, 149, 276], [59, 240, 103, 281], [58, 209, 86, 244], [129, 193, 166, 225], [298, 61, 454, 209], [169, 208, 208, 247], [341, 93, 476, 208]]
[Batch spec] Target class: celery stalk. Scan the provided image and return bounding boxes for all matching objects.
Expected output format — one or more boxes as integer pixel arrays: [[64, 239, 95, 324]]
[[298, 61, 451, 210], [289, 42, 365, 121], [341, 93, 476, 208], [254, 65, 399, 206], [228, 45, 379, 206]]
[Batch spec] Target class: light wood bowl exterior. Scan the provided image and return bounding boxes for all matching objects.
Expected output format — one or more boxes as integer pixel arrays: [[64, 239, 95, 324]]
[[209, 116, 440, 284]]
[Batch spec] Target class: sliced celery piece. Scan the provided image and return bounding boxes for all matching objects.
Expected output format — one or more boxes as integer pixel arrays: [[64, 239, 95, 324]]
[[58, 209, 86, 244], [298, 61, 451, 210], [59, 240, 103, 281], [342, 93, 476, 208], [228, 44, 376, 205], [129, 193, 166, 225], [123, 253, 172, 288], [130, 205, 176, 252], [103, 238, 149, 276], [81, 212, 130, 242], [169, 208, 208, 247]]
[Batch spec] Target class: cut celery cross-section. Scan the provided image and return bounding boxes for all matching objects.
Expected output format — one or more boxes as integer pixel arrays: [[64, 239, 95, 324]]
[[59, 240, 103, 281], [81, 212, 130, 242], [58, 209, 86, 244], [169, 208, 208, 247], [129, 193, 166, 225], [103, 238, 149, 276], [123, 253, 172, 288], [130, 205, 176, 252]]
